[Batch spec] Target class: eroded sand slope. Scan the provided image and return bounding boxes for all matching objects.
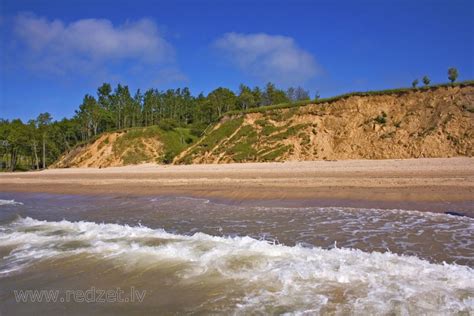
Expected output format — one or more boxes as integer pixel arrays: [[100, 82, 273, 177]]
[[54, 131, 162, 168], [177, 85, 474, 163]]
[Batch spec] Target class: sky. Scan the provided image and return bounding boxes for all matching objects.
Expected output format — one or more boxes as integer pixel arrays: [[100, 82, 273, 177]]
[[1, 0, 473, 121]]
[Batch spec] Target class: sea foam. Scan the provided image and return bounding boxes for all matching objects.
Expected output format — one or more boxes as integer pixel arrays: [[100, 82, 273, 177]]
[[0, 199, 23, 206], [0, 217, 473, 314]]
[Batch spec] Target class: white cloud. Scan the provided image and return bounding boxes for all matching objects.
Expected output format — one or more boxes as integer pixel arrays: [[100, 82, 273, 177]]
[[13, 13, 184, 82], [214, 32, 320, 85]]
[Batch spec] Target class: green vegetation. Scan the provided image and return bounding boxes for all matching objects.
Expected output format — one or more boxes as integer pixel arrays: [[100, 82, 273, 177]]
[[374, 112, 388, 124], [112, 125, 197, 164], [225, 80, 474, 117], [256, 120, 285, 136], [176, 80, 474, 164], [0, 81, 295, 170], [422, 76, 431, 86], [228, 126, 258, 162], [191, 118, 243, 152], [159, 128, 198, 163], [262, 124, 282, 136], [314, 91, 321, 101], [448, 68, 458, 83], [113, 126, 158, 154], [412, 79, 419, 88], [122, 145, 147, 165], [226, 99, 312, 116], [177, 118, 312, 163], [1, 79, 472, 170], [261, 145, 293, 161], [269, 124, 309, 142]]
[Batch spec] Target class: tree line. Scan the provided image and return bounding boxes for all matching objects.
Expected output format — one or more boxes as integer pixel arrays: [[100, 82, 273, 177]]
[[1, 66, 462, 171], [1, 83, 312, 171], [412, 67, 458, 88]]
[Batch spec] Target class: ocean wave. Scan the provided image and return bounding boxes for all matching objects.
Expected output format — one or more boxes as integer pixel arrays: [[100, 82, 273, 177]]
[[0, 217, 473, 313], [0, 199, 23, 206], [255, 205, 474, 220]]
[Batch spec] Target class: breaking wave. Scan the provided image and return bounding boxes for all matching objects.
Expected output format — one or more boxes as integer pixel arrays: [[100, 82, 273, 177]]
[[0, 217, 473, 314], [0, 199, 23, 206]]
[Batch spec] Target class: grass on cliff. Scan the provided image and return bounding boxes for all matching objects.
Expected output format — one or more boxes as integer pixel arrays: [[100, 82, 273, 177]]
[[224, 80, 474, 117], [178, 80, 474, 164], [228, 125, 258, 162], [194, 118, 244, 150], [113, 125, 197, 164], [176, 118, 244, 164]]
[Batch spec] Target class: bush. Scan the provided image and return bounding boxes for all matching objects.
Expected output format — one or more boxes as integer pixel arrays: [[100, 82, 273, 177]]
[[157, 119, 179, 131], [189, 122, 208, 137], [158, 127, 197, 164], [374, 115, 387, 124], [162, 151, 175, 164]]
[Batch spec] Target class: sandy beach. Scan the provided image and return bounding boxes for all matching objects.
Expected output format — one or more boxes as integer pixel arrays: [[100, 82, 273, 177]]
[[1, 157, 473, 214]]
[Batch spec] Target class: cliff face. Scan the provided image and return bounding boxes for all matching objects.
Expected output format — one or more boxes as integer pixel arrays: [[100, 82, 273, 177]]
[[175, 85, 474, 164], [53, 126, 196, 168], [54, 85, 474, 168], [53, 131, 163, 168]]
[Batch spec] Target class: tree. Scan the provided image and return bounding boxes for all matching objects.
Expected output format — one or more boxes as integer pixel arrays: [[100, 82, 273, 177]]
[[207, 88, 236, 118], [97, 83, 114, 130], [37, 113, 52, 169], [2, 81, 338, 170], [314, 91, 320, 101], [422, 76, 430, 86], [294, 87, 310, 101], [27, 120, 40, 169], [0, 121, 9, 169], [448, 68, 458, 83], [237, 84, 255, 110], [76, 95, 102, 138], [252, 87, 263, 107], [286, 87, 296, 101], [263, 82, 289, 105], [287, 87, 309, 101], [110, 84, 133, 129], [132, 89, 143, 127], [412, 79, 419, 88], [181, 87, 195, 124], [55, 118, 80, 153]]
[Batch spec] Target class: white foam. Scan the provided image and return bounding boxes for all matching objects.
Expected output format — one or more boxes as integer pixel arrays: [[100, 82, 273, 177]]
[[0, 217, 473, 314], [0, 199, 23, 206]]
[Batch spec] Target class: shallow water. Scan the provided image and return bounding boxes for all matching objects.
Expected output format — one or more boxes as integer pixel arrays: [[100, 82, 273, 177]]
[[0, 193, 473, 314]]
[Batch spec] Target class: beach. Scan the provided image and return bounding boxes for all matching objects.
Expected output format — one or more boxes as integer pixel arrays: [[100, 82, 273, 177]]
[[1, 157, 473, 214], [1, 158, 473, 314]]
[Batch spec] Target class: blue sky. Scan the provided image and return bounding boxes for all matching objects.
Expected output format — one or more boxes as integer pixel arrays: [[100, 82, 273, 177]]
[[1, 0, 473, 121]]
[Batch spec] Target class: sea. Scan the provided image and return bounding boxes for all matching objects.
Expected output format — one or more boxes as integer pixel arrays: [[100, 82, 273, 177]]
[[0, 193, 472, 314]]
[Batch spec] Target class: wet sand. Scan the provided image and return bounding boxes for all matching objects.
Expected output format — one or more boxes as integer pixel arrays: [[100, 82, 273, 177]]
[[1, 158, 473, 214]]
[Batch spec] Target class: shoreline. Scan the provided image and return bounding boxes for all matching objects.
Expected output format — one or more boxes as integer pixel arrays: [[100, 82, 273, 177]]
[[1, 158, 473, 215]]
